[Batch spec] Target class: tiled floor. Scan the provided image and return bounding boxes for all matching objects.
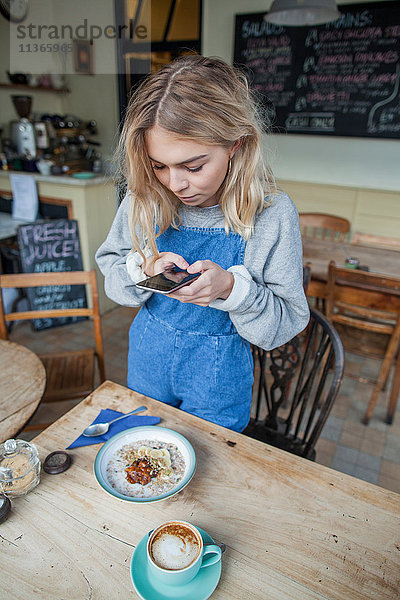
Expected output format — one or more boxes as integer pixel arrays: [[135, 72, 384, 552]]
[[10, 305, 400, 495]]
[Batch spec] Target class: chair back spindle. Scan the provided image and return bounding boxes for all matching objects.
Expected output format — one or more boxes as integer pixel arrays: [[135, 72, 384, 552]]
[[245, 308, 344, 460], [300, 213, 350, 243]]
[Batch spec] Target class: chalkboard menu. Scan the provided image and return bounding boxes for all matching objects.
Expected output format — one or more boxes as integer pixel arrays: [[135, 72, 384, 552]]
[[234, 2, 400, 137], [17, 219, 87, 330]]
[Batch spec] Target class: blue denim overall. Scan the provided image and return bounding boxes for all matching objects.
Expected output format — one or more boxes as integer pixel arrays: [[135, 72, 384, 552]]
[[127, 225, 254, 432]]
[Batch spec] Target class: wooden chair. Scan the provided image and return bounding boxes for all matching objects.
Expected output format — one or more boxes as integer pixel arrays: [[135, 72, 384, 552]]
[[300, 213, 350, 243], [352, 232, 400, 252], [303, 261, 312, 295], [243, 308, 344, 460], [0, 270, 106, 431], [326, 261, 400, 425]]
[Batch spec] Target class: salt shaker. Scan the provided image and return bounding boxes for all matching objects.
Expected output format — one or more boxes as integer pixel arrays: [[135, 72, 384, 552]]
[[0, 439, 41, 497]]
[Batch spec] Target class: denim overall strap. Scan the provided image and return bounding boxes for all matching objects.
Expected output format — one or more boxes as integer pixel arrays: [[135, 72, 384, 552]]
[[145, 226, 245, 335]]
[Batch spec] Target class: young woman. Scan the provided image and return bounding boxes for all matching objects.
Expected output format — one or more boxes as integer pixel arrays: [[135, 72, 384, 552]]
[[96, 55, 309, 432]]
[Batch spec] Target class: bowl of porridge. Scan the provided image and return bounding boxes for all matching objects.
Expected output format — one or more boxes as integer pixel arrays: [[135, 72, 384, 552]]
[[94, 426, 196, 503]]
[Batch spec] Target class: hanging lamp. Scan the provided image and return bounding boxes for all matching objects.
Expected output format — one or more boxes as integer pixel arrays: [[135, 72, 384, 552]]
[[264, 0, 340, 26]]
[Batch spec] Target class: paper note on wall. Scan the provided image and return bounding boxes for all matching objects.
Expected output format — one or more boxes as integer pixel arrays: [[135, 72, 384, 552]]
[[10, 174, 39, 222]]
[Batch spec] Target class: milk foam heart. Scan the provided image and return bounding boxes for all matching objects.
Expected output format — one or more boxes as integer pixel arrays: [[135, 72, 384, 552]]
[[150, 524, 200, 570]]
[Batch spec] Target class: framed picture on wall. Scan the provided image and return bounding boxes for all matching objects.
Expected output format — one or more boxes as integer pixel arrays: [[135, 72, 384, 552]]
[[73, 39, 94, 75]]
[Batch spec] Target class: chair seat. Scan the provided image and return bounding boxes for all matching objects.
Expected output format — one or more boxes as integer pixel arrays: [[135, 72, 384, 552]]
[[243, 419, 316, 460], [39, 348, 96, 402], [334, 323, 390, 361]]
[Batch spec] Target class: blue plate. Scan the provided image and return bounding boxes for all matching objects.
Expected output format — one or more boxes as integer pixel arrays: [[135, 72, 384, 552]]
[[94, 426, 196, 503], [130, 527, 222, 600]]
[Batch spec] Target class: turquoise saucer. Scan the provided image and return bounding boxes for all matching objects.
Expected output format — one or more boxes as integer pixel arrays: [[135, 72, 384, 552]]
[[130, 527, 222, 600]]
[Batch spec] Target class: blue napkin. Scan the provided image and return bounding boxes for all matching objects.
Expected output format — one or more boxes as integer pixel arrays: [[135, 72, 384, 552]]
[[66, 408, 161, 449]]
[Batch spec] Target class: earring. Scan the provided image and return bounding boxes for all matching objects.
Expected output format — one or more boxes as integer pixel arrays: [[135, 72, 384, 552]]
[[227, 158, 232, 177]]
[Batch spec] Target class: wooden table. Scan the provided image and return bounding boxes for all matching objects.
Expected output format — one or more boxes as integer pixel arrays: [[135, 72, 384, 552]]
[[0, 340, 46, 442], [303, 238, 400, 299], [2, 380, 399, 599]]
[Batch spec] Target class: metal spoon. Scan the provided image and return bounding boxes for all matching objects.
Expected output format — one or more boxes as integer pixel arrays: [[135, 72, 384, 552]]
[[82, 406, 147, 437]]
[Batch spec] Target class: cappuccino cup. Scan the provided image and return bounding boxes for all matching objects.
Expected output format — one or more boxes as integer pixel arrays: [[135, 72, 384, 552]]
[[147, 520, 222, 586]]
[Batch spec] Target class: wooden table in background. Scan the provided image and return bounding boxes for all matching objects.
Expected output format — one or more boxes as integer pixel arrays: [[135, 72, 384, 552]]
[[303, 238, 400, 299], [0, 340, 46, 442], [2, 381, 399, 599]]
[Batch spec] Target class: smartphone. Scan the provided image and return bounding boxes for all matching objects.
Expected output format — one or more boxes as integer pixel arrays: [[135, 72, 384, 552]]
[[136, 266, 200, 294]]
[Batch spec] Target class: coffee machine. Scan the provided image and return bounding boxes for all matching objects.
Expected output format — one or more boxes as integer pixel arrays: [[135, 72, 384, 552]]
[[10, 95, 37, 158]]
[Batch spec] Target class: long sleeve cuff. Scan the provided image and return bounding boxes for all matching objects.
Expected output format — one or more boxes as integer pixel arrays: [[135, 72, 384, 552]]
[[209, 265, 252, 312], [126, 250, 153, 284]]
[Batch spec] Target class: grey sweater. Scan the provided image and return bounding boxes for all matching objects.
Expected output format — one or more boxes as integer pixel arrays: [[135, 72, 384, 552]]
[[95, 192, 310, 350]]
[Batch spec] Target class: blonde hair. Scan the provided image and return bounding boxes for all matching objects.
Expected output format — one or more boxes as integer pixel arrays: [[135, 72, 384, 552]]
[[117, 54, 277, 259]]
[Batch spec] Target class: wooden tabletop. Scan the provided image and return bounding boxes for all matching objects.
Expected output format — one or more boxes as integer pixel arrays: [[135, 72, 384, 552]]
[[2, 380, 399, 599], [303, 238, 400, 298], [0, 340, 46, 442]]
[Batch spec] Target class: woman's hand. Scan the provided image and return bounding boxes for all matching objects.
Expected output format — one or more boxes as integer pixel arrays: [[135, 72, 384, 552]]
[[169, 260, 234, 306], [144, 252, 189, 276]]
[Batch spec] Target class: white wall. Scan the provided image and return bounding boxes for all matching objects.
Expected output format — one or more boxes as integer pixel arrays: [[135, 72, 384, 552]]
[[203, 0, 400, 192], [0, 1, 119, 161], [60, 0, 120, 161], [0, 16, 64, 136]]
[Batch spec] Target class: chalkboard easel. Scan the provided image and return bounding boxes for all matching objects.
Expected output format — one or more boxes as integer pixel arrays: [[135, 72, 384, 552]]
[[234, 2, 400, 138], [17, 219, 87, 330]]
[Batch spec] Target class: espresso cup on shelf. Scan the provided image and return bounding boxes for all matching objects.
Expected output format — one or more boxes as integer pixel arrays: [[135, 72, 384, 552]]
[[147, 520, 222, 586]]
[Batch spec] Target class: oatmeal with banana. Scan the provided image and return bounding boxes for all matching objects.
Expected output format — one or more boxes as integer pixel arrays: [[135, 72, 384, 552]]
[[106, 439, 186, 498]]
